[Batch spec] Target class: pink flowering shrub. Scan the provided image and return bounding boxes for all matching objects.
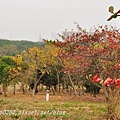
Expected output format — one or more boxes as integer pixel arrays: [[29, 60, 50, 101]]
[[93, 75, 120, 87], [92, 75, 120, 119], [115, 78, 120, 87], [104, 77, 115, 86], [92, 75, 101, 82]]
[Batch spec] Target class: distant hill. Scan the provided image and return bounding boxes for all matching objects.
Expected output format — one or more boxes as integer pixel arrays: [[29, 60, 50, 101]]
[[0, 39, 45, 57]]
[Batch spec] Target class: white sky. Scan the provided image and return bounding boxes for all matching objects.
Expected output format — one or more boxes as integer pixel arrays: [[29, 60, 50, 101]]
[[0, 0, 120, 42]]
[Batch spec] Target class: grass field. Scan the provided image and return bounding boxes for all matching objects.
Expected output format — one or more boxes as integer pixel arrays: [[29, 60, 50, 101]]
[[0, 92, 109, 120]]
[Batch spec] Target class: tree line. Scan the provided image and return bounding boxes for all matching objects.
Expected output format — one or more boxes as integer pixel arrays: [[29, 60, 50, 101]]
[[0, 39, 45, 57]]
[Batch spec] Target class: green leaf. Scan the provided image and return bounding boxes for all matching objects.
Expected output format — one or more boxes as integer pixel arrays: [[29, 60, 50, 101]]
[[108, 6, 114, 14]]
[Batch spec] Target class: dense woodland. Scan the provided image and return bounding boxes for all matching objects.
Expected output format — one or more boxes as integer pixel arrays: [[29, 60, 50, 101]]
[[0, 39, 45, 57]]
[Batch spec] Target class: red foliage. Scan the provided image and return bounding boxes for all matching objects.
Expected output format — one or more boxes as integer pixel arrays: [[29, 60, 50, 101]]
[[54, 24, 120, 86], [92, 75, 101, 82], [104, 77, 115, 86], [115, 78, 120, 86]]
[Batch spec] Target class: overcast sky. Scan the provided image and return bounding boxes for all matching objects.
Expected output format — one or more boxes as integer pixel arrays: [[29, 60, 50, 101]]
[[0, 0, 120, 42]]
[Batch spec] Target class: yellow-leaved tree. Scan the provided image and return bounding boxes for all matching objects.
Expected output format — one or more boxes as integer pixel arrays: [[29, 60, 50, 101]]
[[22, 44, 60, 96]]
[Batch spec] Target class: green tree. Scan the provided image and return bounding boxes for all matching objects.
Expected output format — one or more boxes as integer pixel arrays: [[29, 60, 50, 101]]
[[0, 55, 23, 96]]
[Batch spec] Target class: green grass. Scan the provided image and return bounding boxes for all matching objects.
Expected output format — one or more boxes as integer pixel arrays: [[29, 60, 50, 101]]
[[0, 93, 110, 120]]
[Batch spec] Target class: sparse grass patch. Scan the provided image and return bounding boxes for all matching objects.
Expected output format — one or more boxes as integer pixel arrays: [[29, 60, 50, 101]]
[[23, 116, 34, 120], [0, 94, 109, 120], [0, 99, 3, 103]]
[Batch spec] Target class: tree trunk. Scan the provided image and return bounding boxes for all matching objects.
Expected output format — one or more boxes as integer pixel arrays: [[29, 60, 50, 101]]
[[21, 83, 26, 94], [67, 72, 77, 97], [13, 84, 16, 95], [78, 85, 84, 96], [102, 83, 108, 101], [3, 81, 7, 97], [32, 88, 35, 97], [32, 81, 37, 97], [51, 86, 56, 95], [32, 71, 46, 97], [69, 87, 72, 96], [56, 71, 60, 95], [0, 85, 2, 94], [106, 87, 120, 120]]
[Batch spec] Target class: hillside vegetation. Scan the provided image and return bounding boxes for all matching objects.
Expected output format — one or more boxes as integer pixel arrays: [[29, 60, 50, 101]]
[[0, 39, 45, 57]]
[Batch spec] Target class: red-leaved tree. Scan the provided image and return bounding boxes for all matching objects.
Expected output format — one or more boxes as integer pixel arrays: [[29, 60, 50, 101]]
[[55, 23, 120, 119]]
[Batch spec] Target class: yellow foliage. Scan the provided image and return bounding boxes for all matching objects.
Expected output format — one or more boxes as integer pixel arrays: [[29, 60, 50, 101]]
[[9, 68, 12, 71], [14, 69, 18, 73], [22, 44, 61, 76], [41, 70, 45, 74], [94, 43, 104, 50], [17, 67, 22, 71], [12, 54, 22, 66], [12, 68, 16, 71]]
